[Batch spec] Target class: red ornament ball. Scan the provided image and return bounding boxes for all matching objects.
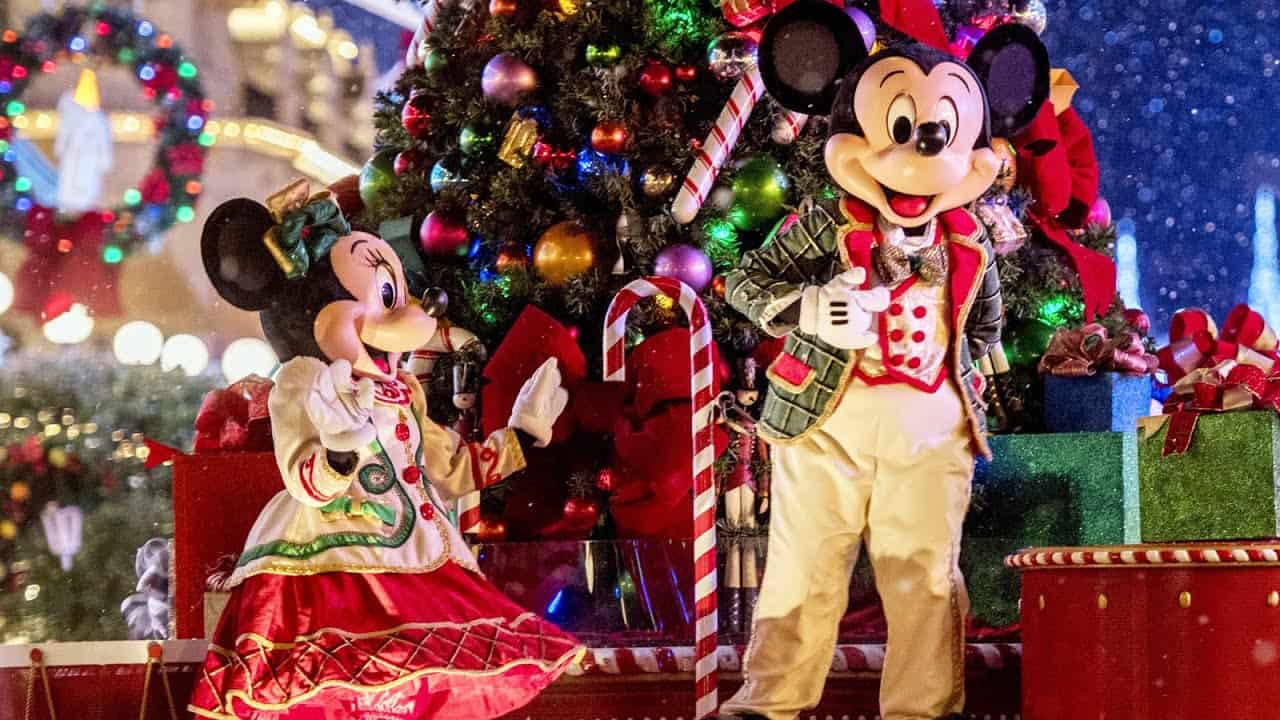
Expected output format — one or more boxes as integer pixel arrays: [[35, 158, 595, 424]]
[[595, 468, 615, 492], [489, 0, 519, 16], [590, 120, 629, 154], [711, 275, 726, 298], [1123, 307, 1151, 336], [637, 60, 673, 97], [674, 64, 698, 83], [400, 90, 433, 139], [420, 210, 470, 257], [474, 516, 508, 542], [394, 149, 423, 176]]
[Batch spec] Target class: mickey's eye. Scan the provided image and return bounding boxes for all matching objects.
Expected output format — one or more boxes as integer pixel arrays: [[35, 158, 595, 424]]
[[375, 265, 397, 309], [887, 94, 916, 145], [936, 97, 959, 147]]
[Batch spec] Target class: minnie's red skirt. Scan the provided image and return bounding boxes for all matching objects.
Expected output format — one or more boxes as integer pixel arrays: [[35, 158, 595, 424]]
[[189, 560, 584, 719]]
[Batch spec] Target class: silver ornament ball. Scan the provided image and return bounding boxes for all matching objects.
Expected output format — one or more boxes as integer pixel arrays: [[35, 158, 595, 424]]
[[707, 31, 759, 82]]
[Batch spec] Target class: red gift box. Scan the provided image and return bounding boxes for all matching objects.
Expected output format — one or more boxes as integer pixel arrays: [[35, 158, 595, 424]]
[[0, 641, 205, 720], [171, 452, 282, 639], [1010, 543, 1280, 719]]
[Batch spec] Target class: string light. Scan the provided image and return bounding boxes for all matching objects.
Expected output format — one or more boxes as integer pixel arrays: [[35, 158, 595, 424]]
[[1249, 186, 1280, 326]]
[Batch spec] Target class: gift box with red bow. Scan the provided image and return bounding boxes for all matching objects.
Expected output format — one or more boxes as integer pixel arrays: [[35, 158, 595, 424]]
[[1137, 305, 1280, 542], [147, 376, 284, 639], [1038, 323, 1157, 433]]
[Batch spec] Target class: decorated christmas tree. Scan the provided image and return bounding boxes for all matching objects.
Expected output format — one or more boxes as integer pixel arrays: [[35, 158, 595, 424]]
[[349, 0, 1142, 542]]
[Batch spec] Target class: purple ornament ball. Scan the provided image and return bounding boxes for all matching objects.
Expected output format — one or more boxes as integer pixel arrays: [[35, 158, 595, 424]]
[[1087, 196, 1112, 227], [481, 53, 539, 106], [653, 243, 713, 293], [846, 8, 877, 51]]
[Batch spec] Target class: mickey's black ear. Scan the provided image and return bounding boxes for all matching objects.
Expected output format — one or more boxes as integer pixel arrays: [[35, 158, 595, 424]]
[[966, 22, 1050, 138], [759, 0, 869, 115], [200, 198, 285, 311]]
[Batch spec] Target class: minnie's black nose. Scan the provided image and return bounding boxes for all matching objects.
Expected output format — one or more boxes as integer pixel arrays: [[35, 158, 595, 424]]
[[915, 122, 949, 156]]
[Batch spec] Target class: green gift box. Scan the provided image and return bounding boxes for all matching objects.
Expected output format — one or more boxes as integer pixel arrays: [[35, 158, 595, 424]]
[[962, 432, 1139, 627], [1138, 410, 1280, 542]]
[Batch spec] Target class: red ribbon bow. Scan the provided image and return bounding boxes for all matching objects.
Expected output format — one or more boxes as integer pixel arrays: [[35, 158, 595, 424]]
[[1156, 304, 1278, 382], [1013, 105, 1115, 320], [1037, 323, 1157, 378], [1154, 359, 1280, 456], [192, 375, 275, 453], [12, 206, 121, 320]]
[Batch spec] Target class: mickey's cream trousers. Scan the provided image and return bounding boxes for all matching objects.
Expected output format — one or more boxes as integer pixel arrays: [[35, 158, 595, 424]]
[[720, 381, 975, 720]]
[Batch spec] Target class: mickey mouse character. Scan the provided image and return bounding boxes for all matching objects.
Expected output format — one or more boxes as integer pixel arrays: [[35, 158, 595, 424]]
[[719, 4, 1048, 719], [188, 180, 583, 719]]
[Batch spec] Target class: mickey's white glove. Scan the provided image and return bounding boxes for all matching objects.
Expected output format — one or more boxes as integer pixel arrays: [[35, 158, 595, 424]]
[[509, 358, 570, 448], [304, 359, 377, 452], [798, 268, 891, 350]]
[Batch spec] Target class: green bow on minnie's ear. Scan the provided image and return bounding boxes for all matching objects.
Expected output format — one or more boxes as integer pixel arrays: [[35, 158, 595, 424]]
[[262, 179, 352, 279]]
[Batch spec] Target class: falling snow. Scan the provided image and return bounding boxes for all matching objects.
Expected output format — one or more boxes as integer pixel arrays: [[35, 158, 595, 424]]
[[1045, 0, 1280, 331]]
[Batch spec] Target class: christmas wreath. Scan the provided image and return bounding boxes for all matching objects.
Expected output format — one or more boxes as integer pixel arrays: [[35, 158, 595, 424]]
[[0, 3, 209, 262]]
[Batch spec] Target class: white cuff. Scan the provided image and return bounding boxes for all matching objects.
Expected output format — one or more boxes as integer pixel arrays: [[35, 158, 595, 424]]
[[798, 286, 822, 336]]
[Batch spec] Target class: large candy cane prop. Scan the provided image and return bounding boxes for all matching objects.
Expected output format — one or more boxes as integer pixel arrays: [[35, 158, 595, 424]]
[[406, 0, 477, 68], [771, 106, 809, 144], [604, 277, 719, 718], [671, 67, 766, 224]]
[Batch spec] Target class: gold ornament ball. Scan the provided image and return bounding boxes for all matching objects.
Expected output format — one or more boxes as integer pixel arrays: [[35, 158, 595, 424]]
[[9, 482, 30, 503], [0, 520, 16, 541], [640, 166, 677, 197], [47, 447, 68, 468], [534, 221, 598, 286]]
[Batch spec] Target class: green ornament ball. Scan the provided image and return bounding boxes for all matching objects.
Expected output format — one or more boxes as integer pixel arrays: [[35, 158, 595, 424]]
[[729, 156, 790, 230], [358, 149, 398, 207], [459, 125, 494, 157], [1006, 316, 1058, 367], [424, 48, 449, 74]]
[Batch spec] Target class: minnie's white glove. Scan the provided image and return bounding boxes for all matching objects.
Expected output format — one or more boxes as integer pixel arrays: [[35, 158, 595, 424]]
[[304, 359, 377, 452], [798, 268, 891, 350], [509, 358, 570, 448]]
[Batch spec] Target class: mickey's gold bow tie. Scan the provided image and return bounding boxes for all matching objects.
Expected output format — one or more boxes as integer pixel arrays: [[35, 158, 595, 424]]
[[872, 242, 948, 287]]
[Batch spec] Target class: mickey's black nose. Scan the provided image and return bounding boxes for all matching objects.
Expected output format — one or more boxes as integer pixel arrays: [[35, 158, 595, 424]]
[[915, 122, 949, 157]]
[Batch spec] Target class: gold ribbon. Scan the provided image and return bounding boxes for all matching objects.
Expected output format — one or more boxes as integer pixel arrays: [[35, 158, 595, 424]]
[[872, 242, 948, 286]]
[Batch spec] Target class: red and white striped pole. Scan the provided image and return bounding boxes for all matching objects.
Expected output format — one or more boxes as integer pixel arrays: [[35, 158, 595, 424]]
[[603, 277, 719, 719], [671, 66, 766, 224]]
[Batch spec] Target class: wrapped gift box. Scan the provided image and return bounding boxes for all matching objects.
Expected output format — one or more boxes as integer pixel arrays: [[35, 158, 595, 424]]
[[1011, 542, 1280, 720], [964, 432, 1139, 627], [172, 451, 282, 639], [1138, 410, 1280, 542], [1043, 373, 1153, 433], [0, 640, 205, 720]]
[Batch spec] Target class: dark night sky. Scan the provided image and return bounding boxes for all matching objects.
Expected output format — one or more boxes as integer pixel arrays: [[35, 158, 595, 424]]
[[313, 0, 1280, 332]]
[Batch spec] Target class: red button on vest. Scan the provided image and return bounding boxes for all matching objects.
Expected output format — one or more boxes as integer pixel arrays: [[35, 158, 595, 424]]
[[395, 423, 411, 442], [913, 306, 927, 319], [889, 303, 904, 316], [419, 503, 435, 520], [403, 466, 421, 484], [912, 330, 926, 343], [890, 329, 905, 342], [890, 355, 905, 366], [907, 357, 922, 369]]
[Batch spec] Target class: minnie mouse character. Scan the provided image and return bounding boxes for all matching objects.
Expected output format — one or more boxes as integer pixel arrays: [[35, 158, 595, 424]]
[[189, 180, 582, 719], [719, 4, 1048, 719]]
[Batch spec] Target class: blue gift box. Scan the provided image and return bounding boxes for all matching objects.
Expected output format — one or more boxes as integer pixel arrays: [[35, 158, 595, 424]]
[[1043, 372, 1152, 433]]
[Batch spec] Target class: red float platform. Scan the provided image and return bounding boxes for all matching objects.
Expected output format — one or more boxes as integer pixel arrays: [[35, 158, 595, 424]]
[[0, 640, 1020, 719], [1010, 543, 1280, 720]]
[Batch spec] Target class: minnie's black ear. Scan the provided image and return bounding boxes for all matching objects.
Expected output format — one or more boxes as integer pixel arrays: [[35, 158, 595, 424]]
[[200, 198, 285, 311], [759, 0, 869, 115], [966, 22, 1050, 138]]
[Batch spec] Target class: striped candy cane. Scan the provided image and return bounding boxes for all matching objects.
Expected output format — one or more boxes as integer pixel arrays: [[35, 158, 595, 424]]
[[406, 0, 477, 68], [771, 106, 810, 144], [671, 66, 766, 224], [603, 277, 719, 719]]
